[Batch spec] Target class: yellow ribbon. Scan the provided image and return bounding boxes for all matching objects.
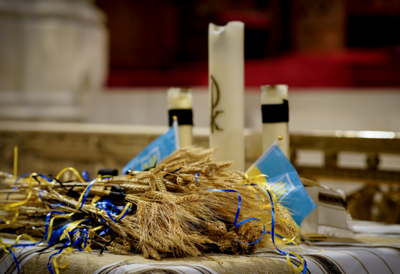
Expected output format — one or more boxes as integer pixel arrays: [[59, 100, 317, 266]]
[[52, 253, 68, 274], [51, 224, 107, 273], [286, 251, 305, 273], [116, 203, 132, 221], [13, 146, 18, 179], [91, 195, 102, 207], [3, 173, 36, 210], [0, 234, 39, 253], [48, 218, 88, 274], [244, 173, 306, 274], [2, 167, 85, 210], [58, 218, 87, 242], [2, 166, 130, 273], [244, 174, 299, 234], [55, 167, 86, 183], [96, 202, 132, 223], [40, 167, 86, 186], [0, 210, 19, 225], [45, 182, 93, 243]]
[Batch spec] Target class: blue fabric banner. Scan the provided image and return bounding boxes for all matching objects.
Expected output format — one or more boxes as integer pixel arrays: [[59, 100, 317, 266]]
[[247, 142, 316, 225], [122, 124, 178, 174]]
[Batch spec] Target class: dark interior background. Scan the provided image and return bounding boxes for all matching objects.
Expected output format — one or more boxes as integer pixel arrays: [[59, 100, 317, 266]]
[[95, 0, 400, 87]]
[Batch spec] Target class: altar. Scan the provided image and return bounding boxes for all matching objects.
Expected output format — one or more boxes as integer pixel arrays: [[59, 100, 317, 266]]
[[1, 1, 400, 273], [1, 220, 400, 274]]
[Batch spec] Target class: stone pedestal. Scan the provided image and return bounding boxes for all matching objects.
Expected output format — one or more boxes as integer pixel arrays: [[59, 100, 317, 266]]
[[0, 0, 107, 121]]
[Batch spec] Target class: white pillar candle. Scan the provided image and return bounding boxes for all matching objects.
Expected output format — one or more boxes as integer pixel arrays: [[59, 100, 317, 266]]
[[209, 21, 245, 171], [261, 85, 290, 158], [167, 87, 193, 148]]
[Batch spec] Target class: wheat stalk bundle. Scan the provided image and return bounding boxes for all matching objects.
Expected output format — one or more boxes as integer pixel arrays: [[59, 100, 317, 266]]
[[0, 147, 299, 261]]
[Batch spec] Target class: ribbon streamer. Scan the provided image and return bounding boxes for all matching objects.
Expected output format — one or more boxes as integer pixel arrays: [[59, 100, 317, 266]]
[[39, 190, 64, 208], [195, 173, 307, 274], [5, 173, 31, 204], [7, 234, 42, 274], [265, 187, 307, 274], [2, 169, 100, 274], [13, 146, 18, 179], [96, 199, 132, 222], [44, 178, 99, 243], [195, 173, 266, 245], [82, 170, 91, 182]]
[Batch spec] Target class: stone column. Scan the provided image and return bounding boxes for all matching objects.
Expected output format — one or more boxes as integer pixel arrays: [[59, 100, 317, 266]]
[[0, 0, 108, 121]]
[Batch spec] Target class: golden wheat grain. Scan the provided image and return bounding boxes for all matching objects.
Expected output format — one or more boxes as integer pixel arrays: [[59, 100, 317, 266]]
[[275, 203, 298, 238], [208, 161, 233, 170], [143, 244, 161, 260], [106, 245, 129, 255], [174, 194, 204, 205], [122, 184, 151, 193], [176, 177, 184, 185], [155, 177, 166, 192], [110, 241, 128, 251], [163, 179, 184, 192], [144, 191, 166, 201], [150, 164, 166, 175], [203, 221, 226, 235], [122, 239, 131, 250]]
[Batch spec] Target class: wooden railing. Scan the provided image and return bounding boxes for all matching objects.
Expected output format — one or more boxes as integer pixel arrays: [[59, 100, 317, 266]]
[[1, 122, 399, 184], [290, 130, 400, 184]]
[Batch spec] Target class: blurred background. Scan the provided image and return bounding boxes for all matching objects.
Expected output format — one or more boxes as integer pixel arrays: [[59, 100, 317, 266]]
[[98, 0, 400, 88], [1, 0, 400, 125], [0, 0, 400, 223]]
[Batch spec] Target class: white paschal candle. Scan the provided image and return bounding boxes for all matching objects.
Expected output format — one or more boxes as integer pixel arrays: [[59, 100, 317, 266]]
[[209, 21, 245, 171], [261, 85, 290, 158], [167, 87, 193, 148]]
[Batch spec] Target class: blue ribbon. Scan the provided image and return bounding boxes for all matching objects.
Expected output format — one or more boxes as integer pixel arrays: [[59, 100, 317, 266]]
[[95, 199, 129, 222], [98, 228, 109, 236], [195, 173, 307, 273], [7, 174, 61, 274], [96, 200, 119, 221], [266, 189, 307, 274], [39, 190, 64, 208], [82, 170, 90, 182], [8, 178, 99, 274], [44, 179, 98, 243], [195, 173, 265, 245], [5, 173, 31, 204], [9, 240, 43, 274], [47, 226, 91, 274], [78, 179, 97, 210], [47, 247, 65, 274], [44, 211, 69, 245]]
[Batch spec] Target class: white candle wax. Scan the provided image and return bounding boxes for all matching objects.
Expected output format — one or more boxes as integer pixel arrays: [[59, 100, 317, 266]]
[[209, 21, 245, 171], [261, 85, 290, 158], [167, 87, 193, 148]]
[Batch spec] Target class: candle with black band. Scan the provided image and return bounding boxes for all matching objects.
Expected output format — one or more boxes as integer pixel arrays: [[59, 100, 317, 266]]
[[261, 85, 290, 159], [167, 87, 193, 148]]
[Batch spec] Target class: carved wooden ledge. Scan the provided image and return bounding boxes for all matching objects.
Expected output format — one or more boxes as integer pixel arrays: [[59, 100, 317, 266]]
[[291, 130, 400, 184], [1, 122, 399, 185]]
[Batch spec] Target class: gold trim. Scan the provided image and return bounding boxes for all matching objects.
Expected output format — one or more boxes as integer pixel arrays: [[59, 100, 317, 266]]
[[361, 249, 393, 274], [305, 255, 327, 274], [338, 251, 369, 274], [322, 253, 347, 274]]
